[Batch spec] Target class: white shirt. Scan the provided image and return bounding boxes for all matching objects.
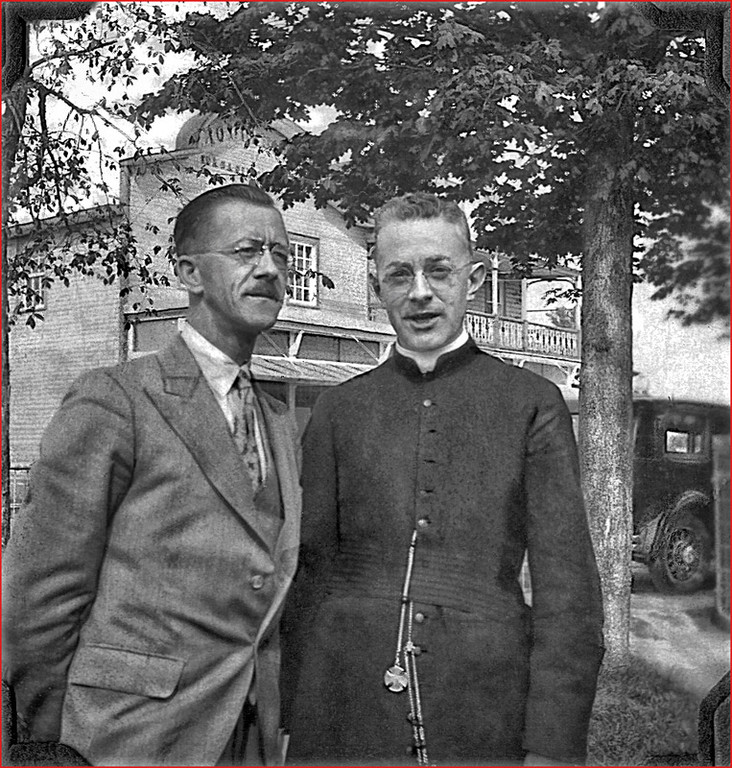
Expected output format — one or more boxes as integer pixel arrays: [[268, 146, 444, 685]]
[[395, 329, 470, 373], [180, 322, 268, 478]]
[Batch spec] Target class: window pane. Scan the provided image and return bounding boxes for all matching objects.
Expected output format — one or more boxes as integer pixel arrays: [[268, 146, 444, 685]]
[[339, 338, 380, 364], [18, 274, 46, 313], [290, 238, 318, 305], [666, 430, 691, 454], [299, 334, 338, 361], [254, 330, 290, 356]]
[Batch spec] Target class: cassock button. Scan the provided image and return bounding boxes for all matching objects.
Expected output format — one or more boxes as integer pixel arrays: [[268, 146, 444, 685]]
[[422, 399, 433, 407], [414, 612, 426, 623], [250, 574, 265, 590], [417, 516, 431, 528]]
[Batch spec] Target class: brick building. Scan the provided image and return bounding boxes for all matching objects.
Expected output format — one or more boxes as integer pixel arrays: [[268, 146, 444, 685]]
[[7, 114, 580, 503]]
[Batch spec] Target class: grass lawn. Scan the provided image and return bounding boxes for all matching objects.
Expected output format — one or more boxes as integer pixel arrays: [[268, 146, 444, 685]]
[[587, 656, 700, 766]]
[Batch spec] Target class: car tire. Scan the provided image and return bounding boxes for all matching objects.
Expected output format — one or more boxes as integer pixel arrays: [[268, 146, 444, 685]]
[[649, 513, 712, 594]]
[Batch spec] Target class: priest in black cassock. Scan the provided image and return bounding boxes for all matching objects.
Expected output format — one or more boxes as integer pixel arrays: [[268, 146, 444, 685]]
[[282, 192, 604, 767]]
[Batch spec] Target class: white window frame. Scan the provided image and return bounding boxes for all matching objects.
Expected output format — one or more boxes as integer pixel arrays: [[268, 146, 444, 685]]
[[18, 273, 47, 313], [289, 236, 319, 307]]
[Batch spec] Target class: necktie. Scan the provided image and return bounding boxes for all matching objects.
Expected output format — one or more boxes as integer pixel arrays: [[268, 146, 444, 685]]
[[230, 368, 262, 489]]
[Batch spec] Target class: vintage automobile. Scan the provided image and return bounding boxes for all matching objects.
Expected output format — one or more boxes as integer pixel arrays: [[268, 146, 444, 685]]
[[559, 388, 729, 594]]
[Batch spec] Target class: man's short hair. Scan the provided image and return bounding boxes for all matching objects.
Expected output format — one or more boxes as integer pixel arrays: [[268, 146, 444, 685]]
[[174, 184, 277, 253], [373, 192, 472, 257]]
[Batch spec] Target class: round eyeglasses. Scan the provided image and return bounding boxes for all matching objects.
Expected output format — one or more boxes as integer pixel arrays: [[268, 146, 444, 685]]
[[180, 241, 290, 273], [378, 261, 475, 297]]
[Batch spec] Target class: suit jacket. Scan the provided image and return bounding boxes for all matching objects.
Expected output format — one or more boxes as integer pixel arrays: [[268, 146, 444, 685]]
[[282, 340, 604, 765], [3, 335, 301, 766]]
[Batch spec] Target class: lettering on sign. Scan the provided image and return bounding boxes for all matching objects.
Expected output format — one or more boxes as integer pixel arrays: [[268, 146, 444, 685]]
[[200, 155, 253, 178], [191, 121, 249, 147]]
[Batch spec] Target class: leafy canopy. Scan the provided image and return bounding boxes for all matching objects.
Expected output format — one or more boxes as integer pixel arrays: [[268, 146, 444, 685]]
[[138, 1, 729, 322]]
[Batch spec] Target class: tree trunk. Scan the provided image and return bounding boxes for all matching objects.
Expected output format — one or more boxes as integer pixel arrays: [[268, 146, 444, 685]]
[[2, 226, 10, 548], [579, 112, 635, 669], [2, 84, 27, 546]]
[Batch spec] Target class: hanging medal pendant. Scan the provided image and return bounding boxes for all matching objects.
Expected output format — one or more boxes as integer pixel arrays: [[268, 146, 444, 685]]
[[384, 664, 409, 693]]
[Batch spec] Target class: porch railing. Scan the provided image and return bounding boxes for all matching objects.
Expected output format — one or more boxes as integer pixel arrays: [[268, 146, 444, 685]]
[[464, 311, 579, 359]]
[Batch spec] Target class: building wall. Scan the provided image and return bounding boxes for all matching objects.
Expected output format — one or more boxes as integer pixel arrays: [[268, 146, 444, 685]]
[[504, 281, 522, 319], [9, 269, 122, 466], [465, 278, 523, 321]]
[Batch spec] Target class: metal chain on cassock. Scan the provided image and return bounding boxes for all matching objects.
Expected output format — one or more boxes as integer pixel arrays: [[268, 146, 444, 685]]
[[383, 529, 432, 766]]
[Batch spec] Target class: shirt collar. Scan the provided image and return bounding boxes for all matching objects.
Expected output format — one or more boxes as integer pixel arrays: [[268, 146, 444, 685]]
[[180, 322, 249, 398], [395, 329, 470, 374]]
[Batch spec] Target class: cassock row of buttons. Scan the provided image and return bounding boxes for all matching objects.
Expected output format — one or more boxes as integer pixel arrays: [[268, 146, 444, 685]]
[[416, 397, 438, 529]]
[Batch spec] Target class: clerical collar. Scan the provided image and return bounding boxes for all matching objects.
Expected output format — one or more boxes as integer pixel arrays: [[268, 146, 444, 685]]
[[395, 329, 470, 374]]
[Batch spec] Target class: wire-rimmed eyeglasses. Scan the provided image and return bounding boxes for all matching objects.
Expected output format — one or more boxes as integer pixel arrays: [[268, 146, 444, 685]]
[[378, 261, 476, 296], [180, 241, 290, 273]]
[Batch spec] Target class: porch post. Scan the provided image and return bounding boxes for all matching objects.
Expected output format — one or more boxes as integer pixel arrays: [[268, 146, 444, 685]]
[[491, 254, 499, 315], [521, 277, 528, 351]]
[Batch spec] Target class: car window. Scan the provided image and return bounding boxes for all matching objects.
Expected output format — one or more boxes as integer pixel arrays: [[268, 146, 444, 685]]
[[665, 428, 704, 455]]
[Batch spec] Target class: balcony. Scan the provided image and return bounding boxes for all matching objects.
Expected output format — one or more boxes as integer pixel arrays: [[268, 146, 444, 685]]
[[464, 311, 579, 360]]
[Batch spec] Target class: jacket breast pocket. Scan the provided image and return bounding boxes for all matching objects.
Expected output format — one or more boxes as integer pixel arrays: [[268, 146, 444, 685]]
[[67, 644, 185, 699]]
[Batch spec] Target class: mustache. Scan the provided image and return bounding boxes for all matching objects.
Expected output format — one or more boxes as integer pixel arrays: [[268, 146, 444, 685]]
[[243, 286, 282, 300]]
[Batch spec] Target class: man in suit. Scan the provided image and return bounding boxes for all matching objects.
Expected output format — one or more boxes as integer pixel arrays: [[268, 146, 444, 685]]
[[3, 184, 301, 766], [283, 193, 604, 766]]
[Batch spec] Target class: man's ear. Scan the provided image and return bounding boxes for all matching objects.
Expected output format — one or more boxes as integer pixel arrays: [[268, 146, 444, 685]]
[[177, 254, 204, 296], [466, 261, 487, 301], [369, 272, 383, 301]]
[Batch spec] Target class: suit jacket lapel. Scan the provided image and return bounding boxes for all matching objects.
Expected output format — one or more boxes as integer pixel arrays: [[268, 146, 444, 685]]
[[254, 390, 302, 640], [257, 392, 300, 532], [144, 336, 270, 551]]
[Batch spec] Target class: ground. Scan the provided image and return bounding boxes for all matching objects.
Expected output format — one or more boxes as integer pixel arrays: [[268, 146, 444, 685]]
[[630, 562, 729, 699]]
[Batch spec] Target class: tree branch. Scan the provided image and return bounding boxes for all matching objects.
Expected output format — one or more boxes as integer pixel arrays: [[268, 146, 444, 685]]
[[29, 37, 118, 72], [36, 82, 138, 145], [37, 89, 68, 224], [190, 32, 271, 126]]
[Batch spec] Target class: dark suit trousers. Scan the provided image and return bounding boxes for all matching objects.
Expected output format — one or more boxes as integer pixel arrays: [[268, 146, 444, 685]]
[[216, 700, 262, 766]]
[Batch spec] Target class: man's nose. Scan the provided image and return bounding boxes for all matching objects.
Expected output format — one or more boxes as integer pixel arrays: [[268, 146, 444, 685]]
[[407, 271, 434, 301], [252, 246, 281, 280]]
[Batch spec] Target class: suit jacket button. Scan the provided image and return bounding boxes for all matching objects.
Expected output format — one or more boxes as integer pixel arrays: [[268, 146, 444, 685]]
[[250, 574, 265, 590]]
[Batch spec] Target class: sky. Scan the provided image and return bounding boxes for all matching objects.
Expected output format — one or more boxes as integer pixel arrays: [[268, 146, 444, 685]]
[[633, 282, 729, 405]]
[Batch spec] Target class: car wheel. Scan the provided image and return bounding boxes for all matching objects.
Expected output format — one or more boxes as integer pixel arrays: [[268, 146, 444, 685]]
[[649, 514, 712, 594]]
